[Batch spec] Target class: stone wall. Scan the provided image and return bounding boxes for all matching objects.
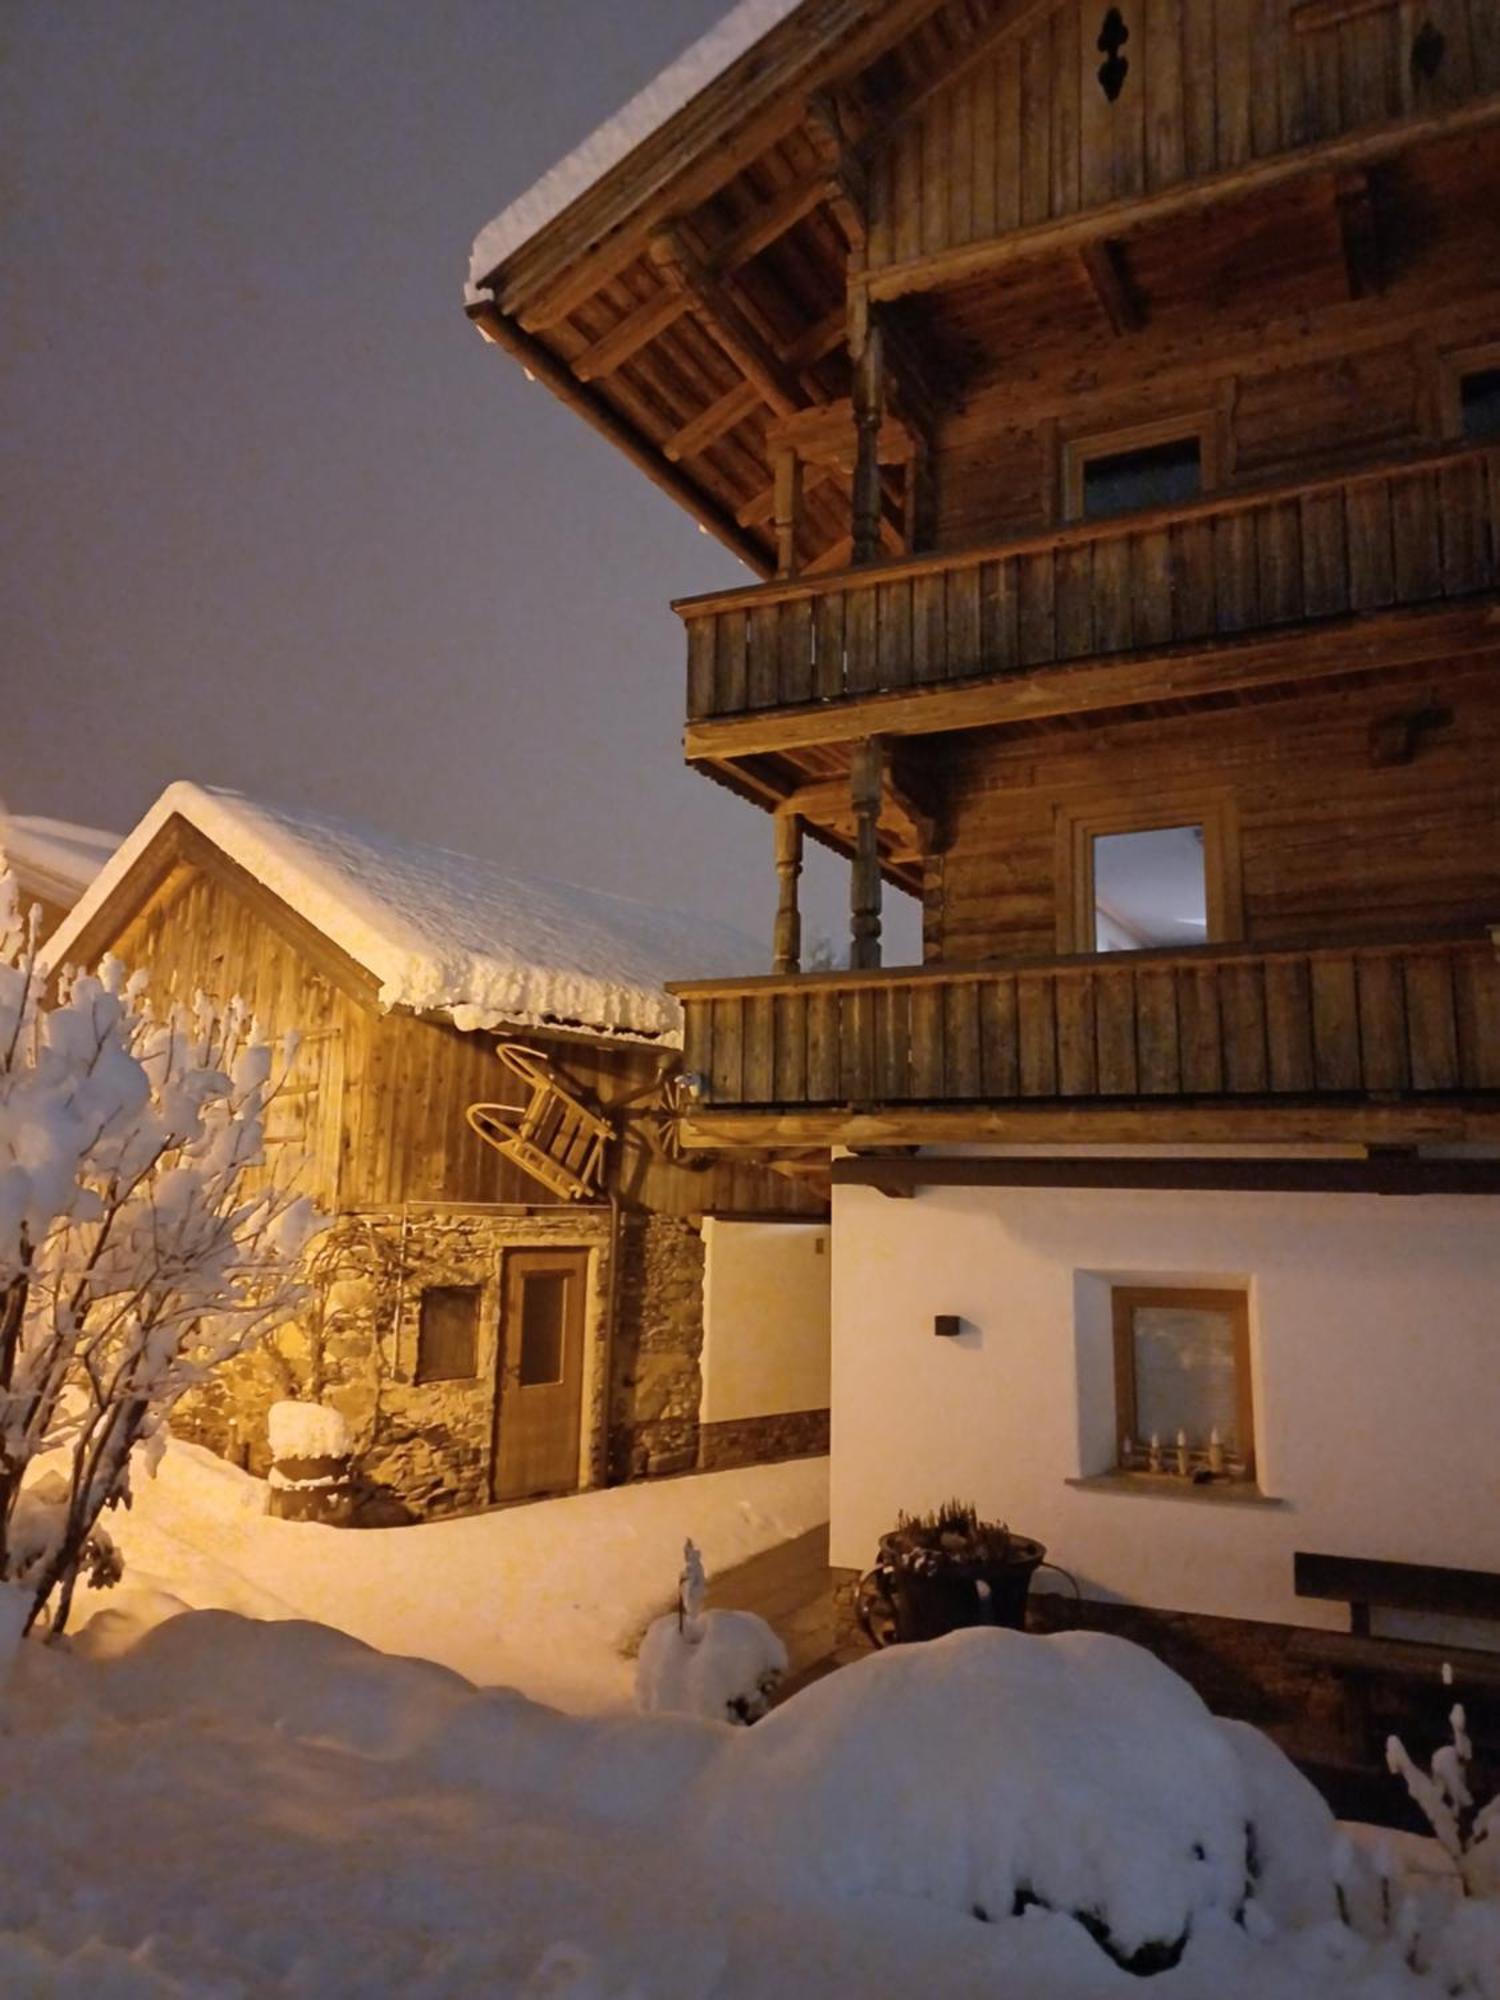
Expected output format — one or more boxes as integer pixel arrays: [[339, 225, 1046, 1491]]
[[698, 1408, 830, 1471], [172, 1202, 722, 1518], [609, 1213, 705, 1480]]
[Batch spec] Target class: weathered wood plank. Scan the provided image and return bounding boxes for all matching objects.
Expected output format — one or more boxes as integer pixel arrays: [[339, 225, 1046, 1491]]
[[1178, 963, 1225, 1094], [813, 589, 846, 700], [1017, 973, 1059, 1096], [773, 991, 808, 1104], [1095, 969, 1139, 1094], [1265, 957, 1315, 1091], [910, 981, 946, 1098], [943, 979, 983, 1098], [1135, 964, 1181, 1094], [1017, 549, 1057, 666], [1220, 963, 1270, 1092], [807, 988, 840, 1101], [1404, 954, 1460, 1089], [1311, 955, 1362, 1091], [1390, 470, 1444, 603], [979, 976, 1020, 1096], [1055, 970, 1097, 1096], [1356, 953, 1410, 1092]]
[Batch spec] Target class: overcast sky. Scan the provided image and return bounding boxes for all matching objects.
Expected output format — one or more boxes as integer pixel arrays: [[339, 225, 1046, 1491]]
[[4, 0, 919, 959]]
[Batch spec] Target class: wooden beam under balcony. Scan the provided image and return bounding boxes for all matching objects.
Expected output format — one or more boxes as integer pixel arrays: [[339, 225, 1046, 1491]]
[[830, 1154, 1500, 1197], [861, 95, 1500, 307]]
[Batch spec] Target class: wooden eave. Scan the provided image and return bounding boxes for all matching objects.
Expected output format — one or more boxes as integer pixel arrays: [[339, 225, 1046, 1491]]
[[466, 0, 1064, 576], [54, 815, 382, 1008]]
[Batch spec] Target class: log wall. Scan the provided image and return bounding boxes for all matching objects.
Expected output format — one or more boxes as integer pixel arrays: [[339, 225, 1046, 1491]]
[[865, 0, 1500, 275], [107, 855, 820, 1219], [933, 655, 1500, 961]]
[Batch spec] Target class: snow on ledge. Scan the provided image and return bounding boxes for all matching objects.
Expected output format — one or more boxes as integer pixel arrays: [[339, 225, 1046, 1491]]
[[466, 0, 804, 298], [44, 782, 765, 1047]]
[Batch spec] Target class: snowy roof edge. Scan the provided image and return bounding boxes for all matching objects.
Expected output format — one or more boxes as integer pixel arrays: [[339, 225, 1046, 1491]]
[[466, 0, 808, 297], [42, 782, 762, 1049]]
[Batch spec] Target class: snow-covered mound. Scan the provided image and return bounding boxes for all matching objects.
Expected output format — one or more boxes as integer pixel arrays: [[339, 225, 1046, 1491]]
[[637, 1606, 788, 1725], [3, 1610, 1491, 1998], [72, 1435, 828, 1712], [699, 1626, 1330, 1971], [45, 781, 765, 1044]]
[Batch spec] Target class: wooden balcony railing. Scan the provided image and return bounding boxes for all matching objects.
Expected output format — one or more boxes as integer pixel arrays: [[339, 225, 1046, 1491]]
[[679, 446, 1500, 725], [676, 933, 1500, 1114]]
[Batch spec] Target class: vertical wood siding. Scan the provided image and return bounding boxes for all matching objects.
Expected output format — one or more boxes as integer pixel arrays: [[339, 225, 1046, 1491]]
[[865, 0, 1500, 273]]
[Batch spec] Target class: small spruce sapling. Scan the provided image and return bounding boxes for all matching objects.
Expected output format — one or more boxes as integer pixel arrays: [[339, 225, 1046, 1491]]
[[0, 870, 322, 1641]]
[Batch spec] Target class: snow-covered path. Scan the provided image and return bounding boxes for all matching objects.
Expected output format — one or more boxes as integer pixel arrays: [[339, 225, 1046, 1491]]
[[81, 1440, 829, 1711]]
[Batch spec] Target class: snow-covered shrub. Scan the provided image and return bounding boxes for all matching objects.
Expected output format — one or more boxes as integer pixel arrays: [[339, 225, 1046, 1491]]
[[0, 873, 321, 1638], [635, 1537, 788, 1725], [267, 1398, 350, 1464], [698, 1625, 1338, 1974]]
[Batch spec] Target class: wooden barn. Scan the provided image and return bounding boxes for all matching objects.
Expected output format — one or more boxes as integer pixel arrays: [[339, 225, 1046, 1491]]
[[464, 0, 1500, 1746], [46, 783, 831, 1519], [2, 812, 118, 944]]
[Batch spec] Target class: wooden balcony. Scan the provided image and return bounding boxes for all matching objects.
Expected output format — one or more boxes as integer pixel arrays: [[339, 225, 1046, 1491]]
[[674, 931, 1500, 1147], [679, 445, 1500, 741]]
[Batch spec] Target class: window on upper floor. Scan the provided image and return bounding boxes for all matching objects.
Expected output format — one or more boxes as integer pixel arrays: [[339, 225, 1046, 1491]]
[[1112, 1285, 1255, 1483], [1054, 789, 1241, 956], [1459, 366, 1500, 443], [1062, 414, 1220, 524], [1093, 824, 1208, 952]]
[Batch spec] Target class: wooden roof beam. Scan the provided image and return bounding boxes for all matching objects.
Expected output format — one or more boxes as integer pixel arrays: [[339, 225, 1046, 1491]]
[[1079, 237, 1147, 336], [866, 95, 1500, 306], [466, 300, 771, 577], [1334, 168, 1386, 301], [648, 225, 808, 418]]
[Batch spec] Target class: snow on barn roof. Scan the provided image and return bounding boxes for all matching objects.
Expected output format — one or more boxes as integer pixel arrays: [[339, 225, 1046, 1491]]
[[0, 813, 120, 910], [466, 0, 803, 296], [45, 782, 765, 1047]]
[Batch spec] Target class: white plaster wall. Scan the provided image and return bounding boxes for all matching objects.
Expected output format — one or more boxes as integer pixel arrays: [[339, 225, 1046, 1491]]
[[829, 1182, 1500, 1627], [701, 1219, 831, 1422]]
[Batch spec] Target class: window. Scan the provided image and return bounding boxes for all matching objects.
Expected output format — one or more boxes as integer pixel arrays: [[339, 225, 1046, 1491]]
[[1459, 367, 1500, 443], [1093, 824, 1208, 952], [1112, 1286, 1254, 1481], [1062, 414, 1221, 523], [1439, 342, 1500, 444], [1054, 789, 1242, 955], [517, 1270, 568, 1386], [416, 1285, 480, 1384]]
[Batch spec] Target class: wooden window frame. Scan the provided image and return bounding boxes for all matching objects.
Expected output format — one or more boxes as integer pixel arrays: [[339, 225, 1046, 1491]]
[[1061, 411, 1225, 525], [1439, 339, 1500, 444], [414, 1282, 482, 1386], [1111, 1285, 1256, 1483], [1054, 788, 1243, 956]]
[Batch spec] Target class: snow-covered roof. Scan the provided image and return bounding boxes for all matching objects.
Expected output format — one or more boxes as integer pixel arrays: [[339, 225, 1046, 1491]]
[[0, 814, 120, 910], [466, 0, 804, 297], [45, 782, 765, 1047]]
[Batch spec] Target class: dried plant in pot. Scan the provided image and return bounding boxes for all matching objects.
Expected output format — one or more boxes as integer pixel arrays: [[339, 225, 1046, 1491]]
[[859, 1500, 1047, 1646]]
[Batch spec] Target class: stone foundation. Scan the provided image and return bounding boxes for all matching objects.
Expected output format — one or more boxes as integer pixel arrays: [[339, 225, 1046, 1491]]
[[173, 1202, 710, 1519], [697, 1408, 831, 1471]]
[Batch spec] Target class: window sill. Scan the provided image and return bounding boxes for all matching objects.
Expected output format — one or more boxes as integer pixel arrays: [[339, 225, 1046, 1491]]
[[1066, 1472, 1286, 1508]]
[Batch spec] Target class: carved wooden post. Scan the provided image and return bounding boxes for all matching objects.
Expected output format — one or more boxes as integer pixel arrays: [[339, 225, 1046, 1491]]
[[850, 738, 885, 970], [852, 318, 885, 566], [773, 811, 803, 974], [773, 446, 803, 578]]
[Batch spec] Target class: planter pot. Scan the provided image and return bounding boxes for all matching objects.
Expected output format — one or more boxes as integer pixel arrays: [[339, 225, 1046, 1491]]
[[878, 1532, 1046, 1643]]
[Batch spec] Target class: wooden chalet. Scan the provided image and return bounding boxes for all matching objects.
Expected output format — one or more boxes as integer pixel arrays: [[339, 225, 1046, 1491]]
[[46, 784, 830, 1519], [465, 0, 1500, 1730]]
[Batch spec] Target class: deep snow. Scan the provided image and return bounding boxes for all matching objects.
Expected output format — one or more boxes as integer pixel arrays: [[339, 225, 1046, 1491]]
[[3, 1609, 1493, 1999], [72, 1437, 829, 1711]]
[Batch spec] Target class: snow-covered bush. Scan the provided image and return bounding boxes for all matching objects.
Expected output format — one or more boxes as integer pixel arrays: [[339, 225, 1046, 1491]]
[[0, 873, 320, 1639], [635, 1537, 788, 1725]]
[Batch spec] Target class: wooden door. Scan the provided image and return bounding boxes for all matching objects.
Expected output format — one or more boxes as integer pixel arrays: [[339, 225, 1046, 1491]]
[[492, 1249, 588, 1502]]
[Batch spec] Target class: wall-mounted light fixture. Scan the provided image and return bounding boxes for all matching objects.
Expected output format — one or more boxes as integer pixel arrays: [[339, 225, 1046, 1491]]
[[933, 1315, 963, 1339]]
